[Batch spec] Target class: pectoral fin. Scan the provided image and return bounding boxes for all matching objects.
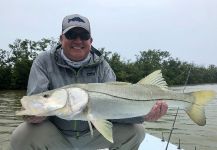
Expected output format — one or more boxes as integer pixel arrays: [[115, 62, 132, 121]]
[[91, 119, 114, 143]]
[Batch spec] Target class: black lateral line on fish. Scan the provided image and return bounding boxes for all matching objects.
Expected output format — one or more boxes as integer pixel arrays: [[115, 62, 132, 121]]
[[87, 90, 192, 104]]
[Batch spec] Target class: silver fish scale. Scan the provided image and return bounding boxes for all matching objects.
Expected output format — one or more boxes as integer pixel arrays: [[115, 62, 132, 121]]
[[74, 83, 188, 102]]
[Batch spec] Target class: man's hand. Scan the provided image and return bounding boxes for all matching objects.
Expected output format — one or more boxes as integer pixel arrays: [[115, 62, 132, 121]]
[[23, 116, 47, 124], [144, 100, 168, 122]]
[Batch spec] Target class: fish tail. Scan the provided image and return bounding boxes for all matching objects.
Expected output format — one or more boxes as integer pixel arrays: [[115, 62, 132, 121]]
[[186, 90, 216, 126]]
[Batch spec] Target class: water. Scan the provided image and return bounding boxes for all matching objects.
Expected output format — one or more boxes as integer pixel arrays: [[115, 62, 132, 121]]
[[0, 84, 217, 150], [0, 90, 25, 150], [144, 84, 217, 150]]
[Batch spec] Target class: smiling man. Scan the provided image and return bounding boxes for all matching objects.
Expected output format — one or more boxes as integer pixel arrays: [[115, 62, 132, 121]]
[[10, 14, 167, 150], [61, 15, 92, 62]]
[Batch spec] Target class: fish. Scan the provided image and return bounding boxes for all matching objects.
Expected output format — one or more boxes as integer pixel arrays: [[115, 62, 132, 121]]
[[16, 70, 216, 143]]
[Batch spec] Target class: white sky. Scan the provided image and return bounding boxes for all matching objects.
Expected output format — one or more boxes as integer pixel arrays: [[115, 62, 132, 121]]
[[1, 0, 217, 66]]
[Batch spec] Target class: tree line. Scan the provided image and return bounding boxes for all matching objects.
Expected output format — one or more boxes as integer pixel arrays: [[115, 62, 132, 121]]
[[0, 38, 217, 90]]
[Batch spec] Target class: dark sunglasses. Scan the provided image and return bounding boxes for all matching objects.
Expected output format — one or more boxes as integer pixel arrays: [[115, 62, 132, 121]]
[[64, 31, 91, 41]]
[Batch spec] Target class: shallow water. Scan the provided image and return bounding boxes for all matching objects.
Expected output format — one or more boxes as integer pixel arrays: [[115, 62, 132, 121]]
[[0, 84, 217, 150], [0, 90, 25, 150], [144, 84, 217, 150]]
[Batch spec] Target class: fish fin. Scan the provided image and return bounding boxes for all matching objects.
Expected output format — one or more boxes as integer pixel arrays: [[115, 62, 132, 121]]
[[91, 119, 114, 143], [137, 70, 168, 90], [185, 90, 216, 126], [88, 120, 94, 137], [87, 114, 113, 143]]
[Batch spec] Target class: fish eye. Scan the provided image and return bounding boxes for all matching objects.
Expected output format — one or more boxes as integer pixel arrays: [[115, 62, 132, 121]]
[[43, 94, 50, 98]]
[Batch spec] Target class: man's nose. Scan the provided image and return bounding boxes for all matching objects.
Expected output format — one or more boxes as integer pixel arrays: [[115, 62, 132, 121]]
[[73, 37, 82, 43]]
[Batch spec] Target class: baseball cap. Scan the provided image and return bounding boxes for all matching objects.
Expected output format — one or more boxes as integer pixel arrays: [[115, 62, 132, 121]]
[[62, 14, 91, 34]]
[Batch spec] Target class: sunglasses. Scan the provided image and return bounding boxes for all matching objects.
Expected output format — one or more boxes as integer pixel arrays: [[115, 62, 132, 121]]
[[64, 31, 91, 41]]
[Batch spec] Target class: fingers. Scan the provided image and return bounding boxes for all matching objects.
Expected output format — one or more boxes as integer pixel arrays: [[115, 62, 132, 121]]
[[23, 116, 47, 124], [156, 100, 168, 116], [144, 100, 168, 122]]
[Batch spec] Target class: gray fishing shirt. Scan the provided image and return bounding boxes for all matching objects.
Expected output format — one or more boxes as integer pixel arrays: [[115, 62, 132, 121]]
[[27, 45, 145, 137]]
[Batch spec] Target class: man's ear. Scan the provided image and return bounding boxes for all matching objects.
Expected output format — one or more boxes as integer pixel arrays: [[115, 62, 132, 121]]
[[90, 37, 93, 43]]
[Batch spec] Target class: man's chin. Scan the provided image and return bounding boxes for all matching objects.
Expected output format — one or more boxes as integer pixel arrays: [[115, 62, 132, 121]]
[[69, 54, 86, 61]]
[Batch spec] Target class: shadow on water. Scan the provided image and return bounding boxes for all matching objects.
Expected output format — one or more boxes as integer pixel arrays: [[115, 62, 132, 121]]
[[0, 84, 217, 149]]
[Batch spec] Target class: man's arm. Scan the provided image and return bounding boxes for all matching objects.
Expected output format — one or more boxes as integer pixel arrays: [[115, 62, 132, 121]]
[[27, 59, 49, 95], [25, 57, 49, 123]]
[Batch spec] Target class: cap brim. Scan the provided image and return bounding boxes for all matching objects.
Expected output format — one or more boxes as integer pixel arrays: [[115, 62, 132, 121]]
[[62, 26, 90, 34]]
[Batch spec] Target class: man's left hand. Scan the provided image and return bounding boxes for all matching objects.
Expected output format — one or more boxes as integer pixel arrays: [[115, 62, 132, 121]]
[[144, 100, 168, 122]]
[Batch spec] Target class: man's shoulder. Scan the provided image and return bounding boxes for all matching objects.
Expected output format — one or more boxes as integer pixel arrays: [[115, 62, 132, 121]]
[[35, 45, 58, 63], [89, 47, 108, 67]]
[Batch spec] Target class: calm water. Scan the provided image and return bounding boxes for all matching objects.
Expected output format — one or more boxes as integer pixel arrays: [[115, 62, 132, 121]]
[[0, 84, 217, 150], [144, 84, 217, 150]]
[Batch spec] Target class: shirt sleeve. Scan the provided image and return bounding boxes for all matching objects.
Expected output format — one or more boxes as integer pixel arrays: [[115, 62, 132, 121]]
[[27, 59, 49, 96], [100, 60, 116, 82]]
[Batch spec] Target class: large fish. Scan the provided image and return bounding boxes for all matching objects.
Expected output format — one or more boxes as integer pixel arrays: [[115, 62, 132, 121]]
[[16, 70, 216, 143]]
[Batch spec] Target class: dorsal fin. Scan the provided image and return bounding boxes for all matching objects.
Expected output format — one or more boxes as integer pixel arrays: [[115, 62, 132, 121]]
[[137, 70, 168, 90]]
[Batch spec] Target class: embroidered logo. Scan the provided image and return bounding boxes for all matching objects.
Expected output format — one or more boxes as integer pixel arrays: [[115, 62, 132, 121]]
[[87, 72, 95, 76], [68, 17, 85, 23]]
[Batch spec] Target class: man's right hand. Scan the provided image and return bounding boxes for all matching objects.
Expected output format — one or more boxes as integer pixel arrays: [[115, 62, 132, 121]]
[[144, 100, 168, 122], [23, 116, 47, 123]]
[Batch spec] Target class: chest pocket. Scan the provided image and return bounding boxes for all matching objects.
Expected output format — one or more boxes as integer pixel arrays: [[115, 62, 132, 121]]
[[86, 71, 95, 76]]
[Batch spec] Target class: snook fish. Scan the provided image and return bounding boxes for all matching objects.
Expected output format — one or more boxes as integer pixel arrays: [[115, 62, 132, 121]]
[[16, 70, 216, 143]]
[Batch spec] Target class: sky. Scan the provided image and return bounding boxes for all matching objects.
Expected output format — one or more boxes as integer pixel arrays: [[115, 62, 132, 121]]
[[1, 0, 217, 66]]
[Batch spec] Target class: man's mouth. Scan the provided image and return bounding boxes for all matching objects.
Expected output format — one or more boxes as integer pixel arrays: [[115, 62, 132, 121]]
[[71, 46, 84, 50]]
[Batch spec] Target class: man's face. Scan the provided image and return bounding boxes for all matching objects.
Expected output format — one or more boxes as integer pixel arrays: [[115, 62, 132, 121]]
[[60, 27, 92, 61]]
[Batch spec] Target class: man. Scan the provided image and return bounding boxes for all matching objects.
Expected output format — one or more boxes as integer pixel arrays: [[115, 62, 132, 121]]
[[11, 14, 168, 150]]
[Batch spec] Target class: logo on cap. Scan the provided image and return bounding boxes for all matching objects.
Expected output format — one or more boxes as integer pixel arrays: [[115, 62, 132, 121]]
[[68, 17, 85, 23]]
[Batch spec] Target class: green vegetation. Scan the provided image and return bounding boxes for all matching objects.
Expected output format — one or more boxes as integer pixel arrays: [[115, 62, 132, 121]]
[[1, 38, 217, 90]]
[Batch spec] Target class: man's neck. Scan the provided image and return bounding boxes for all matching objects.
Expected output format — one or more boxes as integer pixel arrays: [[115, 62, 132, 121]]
[[61, 49, 91, 68]]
